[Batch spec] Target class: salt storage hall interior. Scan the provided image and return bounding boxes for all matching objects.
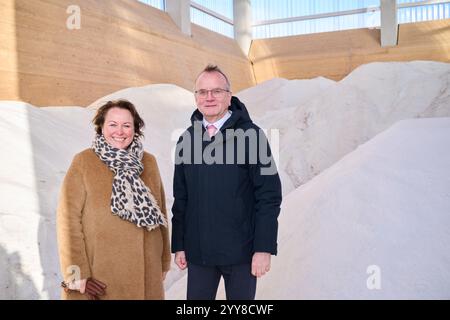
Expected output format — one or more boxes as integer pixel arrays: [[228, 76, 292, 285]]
[[1, 0, 450, 299]]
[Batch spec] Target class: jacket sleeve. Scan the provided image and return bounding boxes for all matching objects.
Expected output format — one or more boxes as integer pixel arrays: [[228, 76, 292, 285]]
[[249, 129, 282, 255], [56, 154, 91, 282], [158, 181, 172, 272], [171, 136, 188, 253]]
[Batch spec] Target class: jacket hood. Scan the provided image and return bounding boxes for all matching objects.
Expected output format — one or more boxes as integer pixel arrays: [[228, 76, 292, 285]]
[[190, 96, 253, 129]]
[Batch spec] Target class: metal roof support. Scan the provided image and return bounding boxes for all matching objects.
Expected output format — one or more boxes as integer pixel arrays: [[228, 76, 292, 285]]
[[381, 0, 398, 47], [166, 0, 191, 36], [233, 0, 252, 56]]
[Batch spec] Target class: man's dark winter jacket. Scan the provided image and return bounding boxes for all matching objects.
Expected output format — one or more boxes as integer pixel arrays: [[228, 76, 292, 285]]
[[171, 96, 282, 266]]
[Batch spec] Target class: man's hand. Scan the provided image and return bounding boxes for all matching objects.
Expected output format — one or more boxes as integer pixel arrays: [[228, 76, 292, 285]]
[[175, 251, 187, 270], [162, 271, 167, 281], [251, 252, 271, 278]]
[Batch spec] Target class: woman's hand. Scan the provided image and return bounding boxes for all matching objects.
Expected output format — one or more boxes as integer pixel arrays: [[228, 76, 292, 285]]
[[62, 277, 107, 299], [84, 278, 107, 300]]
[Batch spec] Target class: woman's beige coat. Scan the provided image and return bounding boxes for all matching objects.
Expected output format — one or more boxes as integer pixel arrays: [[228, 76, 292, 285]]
[[57, 149, 171, 299]]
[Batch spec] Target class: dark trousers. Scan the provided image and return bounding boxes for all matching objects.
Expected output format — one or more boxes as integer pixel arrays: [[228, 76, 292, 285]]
[[187, 262, 257, 300]]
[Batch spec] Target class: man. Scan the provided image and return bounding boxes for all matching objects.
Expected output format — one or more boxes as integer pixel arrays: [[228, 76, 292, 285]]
[[171, 65, 282, 300]]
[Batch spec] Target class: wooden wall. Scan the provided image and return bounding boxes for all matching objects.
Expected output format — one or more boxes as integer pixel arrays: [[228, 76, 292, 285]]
[[250, 19, 450, 83], [1, 0, 449, 107], [0, 0, 254, 106]]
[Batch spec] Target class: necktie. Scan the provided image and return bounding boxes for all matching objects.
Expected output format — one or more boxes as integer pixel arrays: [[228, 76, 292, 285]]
[[207, 124, 217, 137]]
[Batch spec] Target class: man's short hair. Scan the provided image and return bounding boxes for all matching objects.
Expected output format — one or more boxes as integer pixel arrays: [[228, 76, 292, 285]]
[[196, 64, 231, 91]]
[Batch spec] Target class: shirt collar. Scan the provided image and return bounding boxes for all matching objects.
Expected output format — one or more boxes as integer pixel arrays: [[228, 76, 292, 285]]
[[202, 110, 232, 131]]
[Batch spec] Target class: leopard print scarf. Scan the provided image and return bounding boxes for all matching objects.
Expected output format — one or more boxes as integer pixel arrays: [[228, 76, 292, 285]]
[[92, 134, 167, 231]]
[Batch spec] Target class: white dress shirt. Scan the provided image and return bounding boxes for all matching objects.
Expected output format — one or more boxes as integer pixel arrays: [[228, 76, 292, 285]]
[[202, 110, 232, 131]]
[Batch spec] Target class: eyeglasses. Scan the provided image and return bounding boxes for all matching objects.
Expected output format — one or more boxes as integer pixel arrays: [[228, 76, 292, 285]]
[[194, 88, 230, 99]]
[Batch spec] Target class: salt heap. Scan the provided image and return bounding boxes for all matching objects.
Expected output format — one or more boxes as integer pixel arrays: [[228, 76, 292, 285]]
[[0, 61, 449, 299]]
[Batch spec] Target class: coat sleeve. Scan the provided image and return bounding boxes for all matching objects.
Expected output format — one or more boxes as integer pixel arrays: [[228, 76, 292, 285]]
[[171, 136, 188, 253], [249, 128, 282, 255], [56, 154, 91, 282], [158, 181, 172, 272]]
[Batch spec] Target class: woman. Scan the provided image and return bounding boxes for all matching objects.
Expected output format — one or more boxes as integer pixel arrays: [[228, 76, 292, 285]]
[[57, 99, 170, 300]]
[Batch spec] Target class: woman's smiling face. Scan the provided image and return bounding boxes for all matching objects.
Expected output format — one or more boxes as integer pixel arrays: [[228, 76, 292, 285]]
[[102, 107, 135, 149]]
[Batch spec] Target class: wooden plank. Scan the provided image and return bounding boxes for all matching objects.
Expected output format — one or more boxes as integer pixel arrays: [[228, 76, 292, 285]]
[[250, 19, 450, 83], [0, 0, 254, 106]]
